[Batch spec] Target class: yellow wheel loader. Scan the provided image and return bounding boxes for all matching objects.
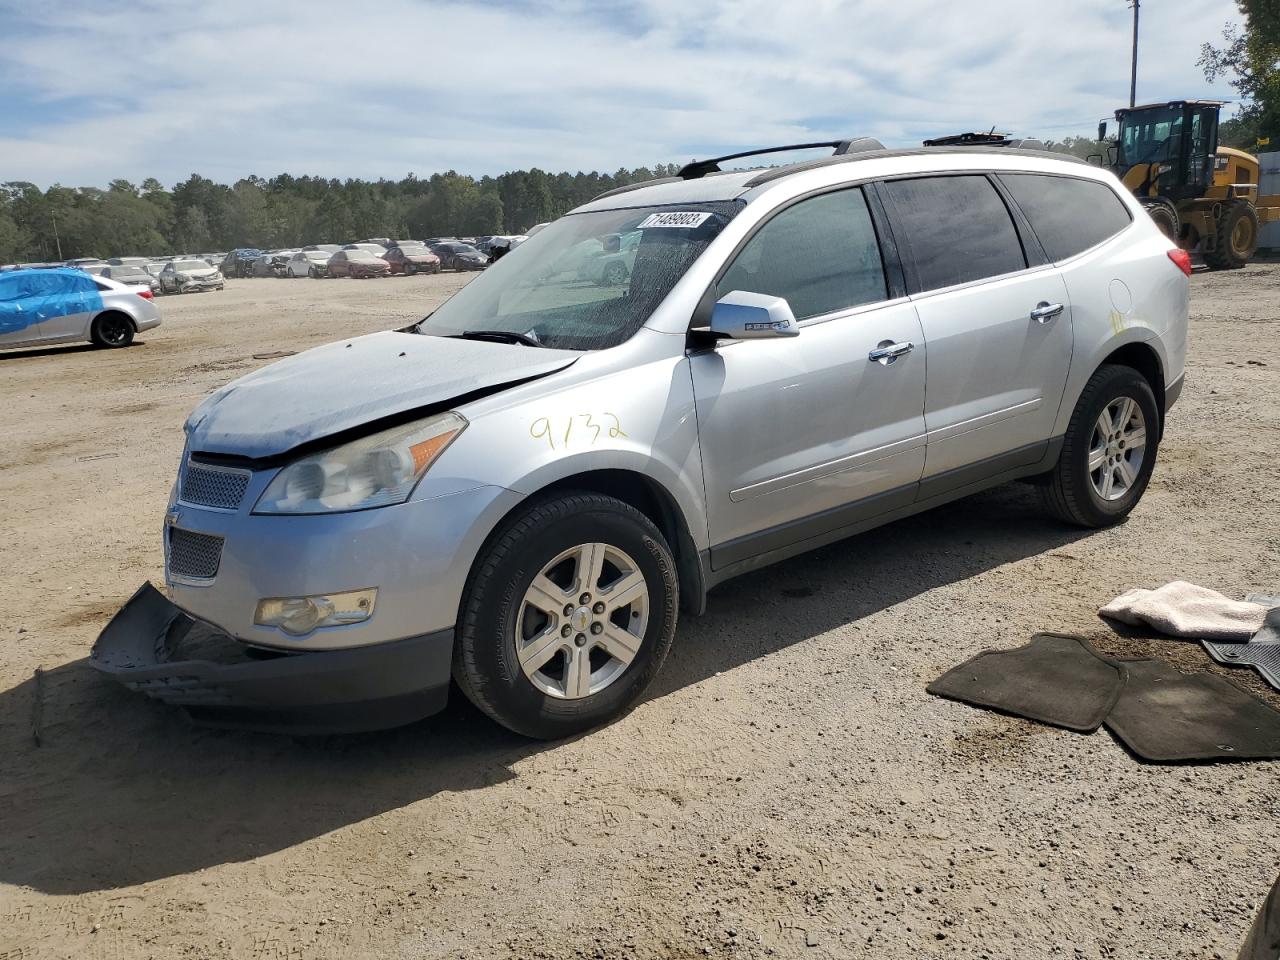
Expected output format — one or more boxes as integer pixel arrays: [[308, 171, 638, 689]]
[[1100, 100, 1280, 269]]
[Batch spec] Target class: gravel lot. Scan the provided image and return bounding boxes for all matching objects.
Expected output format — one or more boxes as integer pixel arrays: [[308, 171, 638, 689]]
[[1, 265, 1278, 960]]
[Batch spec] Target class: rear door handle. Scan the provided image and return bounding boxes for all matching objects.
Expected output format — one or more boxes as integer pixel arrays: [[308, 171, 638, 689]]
[[868, 341, 914, 365], [1030, 301, 1065, 324]]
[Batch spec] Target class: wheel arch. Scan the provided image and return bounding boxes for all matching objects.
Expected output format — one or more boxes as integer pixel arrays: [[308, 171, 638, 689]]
[[91, 308, 139, 338], [1097, 340, 1167, 435], [470, 468, 707, 618]]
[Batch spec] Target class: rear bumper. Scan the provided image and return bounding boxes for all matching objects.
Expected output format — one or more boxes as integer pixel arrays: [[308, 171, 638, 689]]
[[91, 582, 453, 734]]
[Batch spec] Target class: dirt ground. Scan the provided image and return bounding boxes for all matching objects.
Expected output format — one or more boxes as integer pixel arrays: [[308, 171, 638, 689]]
[[1, 265, 1278, 960]]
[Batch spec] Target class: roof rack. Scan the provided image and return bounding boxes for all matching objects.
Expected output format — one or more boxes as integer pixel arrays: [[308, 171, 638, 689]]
[[677, 138, 886, 180], [923, 132, 1046, 151]]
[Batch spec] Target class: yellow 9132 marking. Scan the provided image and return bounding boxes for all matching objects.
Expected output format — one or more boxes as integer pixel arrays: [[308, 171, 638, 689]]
[[530, 414, 627, 451]]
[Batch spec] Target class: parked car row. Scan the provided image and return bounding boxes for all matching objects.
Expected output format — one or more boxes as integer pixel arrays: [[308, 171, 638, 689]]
[[2, 234, 529, 284], [270, 239, 514, 280]]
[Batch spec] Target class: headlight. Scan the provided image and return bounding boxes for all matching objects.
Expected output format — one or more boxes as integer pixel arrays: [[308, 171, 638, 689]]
[[253, 412, 466, 514]]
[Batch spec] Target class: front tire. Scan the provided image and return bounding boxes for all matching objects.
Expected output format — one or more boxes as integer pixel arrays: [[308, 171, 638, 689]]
[[1040, 364, 1159, 527], [404, 262, 416, 276], [454, 493, 679, 739]]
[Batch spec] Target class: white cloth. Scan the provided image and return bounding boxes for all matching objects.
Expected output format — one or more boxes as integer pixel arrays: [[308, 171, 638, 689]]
[[1099, 581, 1269, 641]]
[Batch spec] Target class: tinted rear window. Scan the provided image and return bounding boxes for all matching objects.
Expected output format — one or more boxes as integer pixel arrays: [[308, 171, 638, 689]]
[[1000, 174, 1133, 262], [881, 175, 1026, 293]]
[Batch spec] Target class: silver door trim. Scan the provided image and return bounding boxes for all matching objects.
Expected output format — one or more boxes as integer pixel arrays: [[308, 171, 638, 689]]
[[925, 397, 1042, 444], [729, 433, 926, 503]]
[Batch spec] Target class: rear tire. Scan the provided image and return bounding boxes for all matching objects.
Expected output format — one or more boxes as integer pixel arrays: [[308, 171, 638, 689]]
[[1040, 364, 1160, 527], [1204, 200, 1259, 270], [91, 312, 135, 349], [454, 493, 679, 739]]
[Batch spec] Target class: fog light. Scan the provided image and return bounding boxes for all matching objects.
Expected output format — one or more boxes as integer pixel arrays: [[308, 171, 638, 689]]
[[254, 588, 377, 636]]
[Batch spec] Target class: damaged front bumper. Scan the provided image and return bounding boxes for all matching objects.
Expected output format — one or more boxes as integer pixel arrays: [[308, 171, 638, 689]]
[[90, 582, 453, 734]]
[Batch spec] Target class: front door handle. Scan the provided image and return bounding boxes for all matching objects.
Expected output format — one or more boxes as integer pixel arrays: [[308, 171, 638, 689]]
[[868, 341, 914, 365], [1030, 301, 1065, 324]]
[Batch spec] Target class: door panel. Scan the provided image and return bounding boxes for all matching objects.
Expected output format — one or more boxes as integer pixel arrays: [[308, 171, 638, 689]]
[[691, 300, 927, 560], [912, 268, 1073, 477], [0, 311, 41, 346], [878, 174, 1074, 482], [39, 306, 94, 341]]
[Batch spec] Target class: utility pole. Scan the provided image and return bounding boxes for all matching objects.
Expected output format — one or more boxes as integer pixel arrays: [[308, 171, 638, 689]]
[[50, 210, 63, 261], [1129, 0, 1140, 109]]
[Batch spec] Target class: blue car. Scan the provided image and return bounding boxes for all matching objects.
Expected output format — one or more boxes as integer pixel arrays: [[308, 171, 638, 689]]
[[0, 268, 161, 351]]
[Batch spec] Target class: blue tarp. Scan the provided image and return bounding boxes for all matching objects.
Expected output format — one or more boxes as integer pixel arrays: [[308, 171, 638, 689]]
[[0, 268, 103, 337]]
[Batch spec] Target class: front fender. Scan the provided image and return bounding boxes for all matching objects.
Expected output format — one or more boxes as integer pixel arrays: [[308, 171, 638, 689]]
[[425, 352, 710, 552]]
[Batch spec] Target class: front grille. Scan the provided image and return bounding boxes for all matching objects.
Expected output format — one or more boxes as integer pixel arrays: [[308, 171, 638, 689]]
[[168, 528, 224, 580], [180, 459, 250, 510]]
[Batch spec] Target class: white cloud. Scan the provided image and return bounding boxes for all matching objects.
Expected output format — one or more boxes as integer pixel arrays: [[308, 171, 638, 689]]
[[0, 0, 1244, 187]]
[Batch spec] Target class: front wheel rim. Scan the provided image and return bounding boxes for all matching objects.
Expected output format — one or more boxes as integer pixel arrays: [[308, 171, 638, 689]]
[[515, 542, 649, 700], [1088, 396, 1147, 501]]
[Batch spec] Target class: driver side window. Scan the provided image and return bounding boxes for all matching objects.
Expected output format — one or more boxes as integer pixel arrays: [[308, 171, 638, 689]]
[[719, 187, 887, 321]]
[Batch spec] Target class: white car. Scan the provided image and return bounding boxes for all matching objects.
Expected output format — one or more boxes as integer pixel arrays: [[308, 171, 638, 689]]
[[1, 269, 160, 350], [160, 259, 224, 294], [286, 249, 335, 278]]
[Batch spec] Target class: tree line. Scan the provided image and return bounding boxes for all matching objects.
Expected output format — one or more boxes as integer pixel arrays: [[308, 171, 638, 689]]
[[0, 165, 685, 265], [1, 140, 1109, 266]]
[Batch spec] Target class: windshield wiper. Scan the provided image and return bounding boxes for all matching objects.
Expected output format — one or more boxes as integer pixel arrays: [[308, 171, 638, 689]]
[[454, 329, 542, 348]]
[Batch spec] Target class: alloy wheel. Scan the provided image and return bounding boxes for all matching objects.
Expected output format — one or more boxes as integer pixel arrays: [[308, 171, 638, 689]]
[[1088, 397, 1147, 501], [515, 542, 649, 699], [99, 315, 131, 346]]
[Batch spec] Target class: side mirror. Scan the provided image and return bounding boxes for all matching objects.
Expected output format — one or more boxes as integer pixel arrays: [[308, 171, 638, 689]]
[[602, 234, 621, 255], [1086, 153, 1103, 166], [1097, 120, 1108, 142], [709, 291, 799, 340]]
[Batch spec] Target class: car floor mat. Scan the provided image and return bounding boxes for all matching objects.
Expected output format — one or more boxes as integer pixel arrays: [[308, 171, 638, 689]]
[[1203, 601, 1280, 693], [927, 633, 1125, 732], [1104, 658, 1280, 763]]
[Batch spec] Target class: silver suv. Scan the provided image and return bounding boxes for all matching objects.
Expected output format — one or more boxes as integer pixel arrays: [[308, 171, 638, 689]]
[[94, 141, 1189, 738]]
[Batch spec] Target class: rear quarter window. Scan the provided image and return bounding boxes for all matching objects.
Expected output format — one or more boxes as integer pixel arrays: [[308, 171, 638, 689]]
[[880, 175, 1027, 294], [999, 174, 1133, 262]]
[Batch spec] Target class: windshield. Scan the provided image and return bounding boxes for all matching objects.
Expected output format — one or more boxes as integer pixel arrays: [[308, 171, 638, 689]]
[[416, 200, 741, 350], [1118, 105, 1182, 167]]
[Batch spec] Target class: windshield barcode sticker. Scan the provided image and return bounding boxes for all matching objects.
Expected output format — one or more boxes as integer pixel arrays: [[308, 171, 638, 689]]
[[637, 211, 712, 229]]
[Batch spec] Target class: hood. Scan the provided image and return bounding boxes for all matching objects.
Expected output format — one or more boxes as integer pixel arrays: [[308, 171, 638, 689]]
[[405, 253, 439, 262], [181, 266, 217, 277], [185, 331, 580, 458]]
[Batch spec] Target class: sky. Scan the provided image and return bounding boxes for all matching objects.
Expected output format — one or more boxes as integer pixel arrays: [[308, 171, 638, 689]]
[[0, 0, 1245, 189]]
